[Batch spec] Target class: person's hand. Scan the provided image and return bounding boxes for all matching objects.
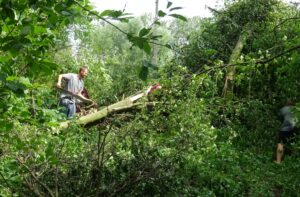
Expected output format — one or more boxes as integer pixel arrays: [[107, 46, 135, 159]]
[[56, 83, 61, 88], [77, 92, 83, 97], [88, 101, 97, 107]]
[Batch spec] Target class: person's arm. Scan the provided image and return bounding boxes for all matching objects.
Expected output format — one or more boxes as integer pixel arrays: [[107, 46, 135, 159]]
[[77, 90, 84, 97], [56, 74, 64, 88], [77, 89, 88, 100], [56, 73, 72, 88]]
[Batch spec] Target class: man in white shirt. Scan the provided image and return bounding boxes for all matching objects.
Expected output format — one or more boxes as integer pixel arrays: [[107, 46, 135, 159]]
[[56, 67, 88, 118]]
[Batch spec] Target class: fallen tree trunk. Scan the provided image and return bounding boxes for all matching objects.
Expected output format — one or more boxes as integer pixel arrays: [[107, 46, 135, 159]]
[[60, 84, 161, 129]]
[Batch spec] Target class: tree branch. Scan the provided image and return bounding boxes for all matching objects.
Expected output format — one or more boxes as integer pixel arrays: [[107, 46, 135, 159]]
[[95, 124, 111, 196], [73, 0, 128, 35], [197, 43, 300, 75], [273, 16, 300, 31], [73, 0, 175, 51], [256, 43, 300, 64], [0, 10, 24, 48], [16, 158, 55, 197], [23, 177, 44, 197]]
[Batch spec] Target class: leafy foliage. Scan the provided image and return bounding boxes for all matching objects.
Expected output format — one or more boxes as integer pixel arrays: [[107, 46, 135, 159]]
[[1, 0, 300, 196]]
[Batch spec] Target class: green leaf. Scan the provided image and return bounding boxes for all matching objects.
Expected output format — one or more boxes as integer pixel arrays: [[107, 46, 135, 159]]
[[169, 7, 183, 12], [54, 3, 65, 12], [5, 76, 27, 94], [0, 121, 13, 132], [31, 61, 59, 76], [165, 44, 172, 49], [168, 14, 187, 21], [2, 40, 24, 56], [83, 5, 94, 11], [100, 9, 123, 18], [118, 17, 130, 23], [41, 61, 59, 70], [98, 10, 110, 17], [22, 17, 33, 24], [167, 1, 173, 9], [154, 21, 161, 25], [135, 39, 144, 49], [34, 26, 47, 34], [18, 77, 32, 88], [0, 72, 6, 81], [66, 0, 75, 6], [150, 35, 162, 40], [158, 10, 167, 17], [139, 28, 151, 37], [20, 26, 33, 36], [45, 145, 54, 158], [127, 36, 151, 54], [3, 8, 15, 20], [143, 42, 151, 54], [61, 10, 71, 16], [49, 157, 59, 165], [0, 53, 12, 63], [139, 65, 149, 81]]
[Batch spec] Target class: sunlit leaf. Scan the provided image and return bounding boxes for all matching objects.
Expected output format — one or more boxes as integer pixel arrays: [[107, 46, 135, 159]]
[[34, 26, 47, 34], [168, 14, 187, 21], [100, 9, 123, 18]]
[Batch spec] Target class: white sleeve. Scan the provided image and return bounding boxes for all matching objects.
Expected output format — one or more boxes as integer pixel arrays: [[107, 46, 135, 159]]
[[62, 73, 75, 80]]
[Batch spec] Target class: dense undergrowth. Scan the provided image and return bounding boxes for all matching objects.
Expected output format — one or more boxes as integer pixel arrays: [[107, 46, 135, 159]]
[[1, 0, 300, 196], [1, 66, 300, 196]]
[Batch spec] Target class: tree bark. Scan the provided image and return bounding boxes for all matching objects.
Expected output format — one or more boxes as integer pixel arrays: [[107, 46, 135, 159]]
[[152, 0, 159, 65], [222, 27, 252, 97]]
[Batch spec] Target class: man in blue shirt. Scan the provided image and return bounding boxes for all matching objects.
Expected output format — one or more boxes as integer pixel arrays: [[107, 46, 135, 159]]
[[56, 67, 88, 118]]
